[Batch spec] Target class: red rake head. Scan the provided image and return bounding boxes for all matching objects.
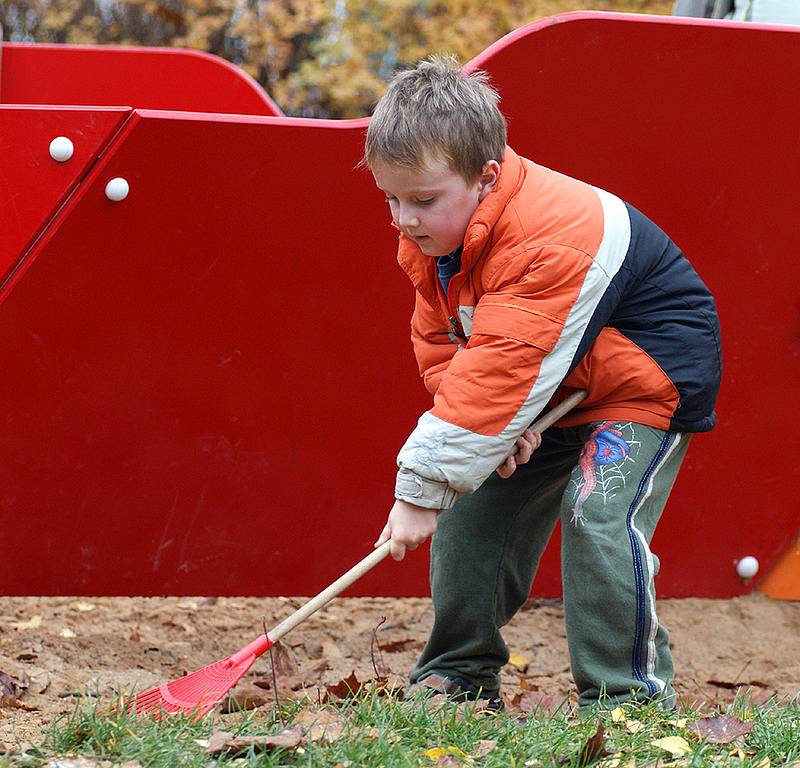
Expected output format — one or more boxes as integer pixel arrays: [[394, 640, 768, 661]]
[[128, 634, 272, 719]]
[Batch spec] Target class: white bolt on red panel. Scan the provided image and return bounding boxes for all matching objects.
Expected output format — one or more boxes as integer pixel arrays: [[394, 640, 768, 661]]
[[736, 555, 759, 579], [49, 136, 74, 162], [105, 177, 130, 202]]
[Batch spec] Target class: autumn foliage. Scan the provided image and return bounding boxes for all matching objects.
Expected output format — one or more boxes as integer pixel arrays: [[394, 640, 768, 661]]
[[1, 0, 671, 117]]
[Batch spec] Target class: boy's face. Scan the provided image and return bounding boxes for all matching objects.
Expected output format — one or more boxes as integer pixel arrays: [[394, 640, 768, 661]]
[[372, 158, 496, 258]]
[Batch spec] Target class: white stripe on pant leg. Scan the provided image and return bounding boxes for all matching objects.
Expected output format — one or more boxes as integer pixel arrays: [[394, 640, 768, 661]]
[[630, 433, 682, 694]]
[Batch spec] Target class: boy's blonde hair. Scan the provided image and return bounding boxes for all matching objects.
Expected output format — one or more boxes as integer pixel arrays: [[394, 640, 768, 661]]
[[364, 54, 507, 181]]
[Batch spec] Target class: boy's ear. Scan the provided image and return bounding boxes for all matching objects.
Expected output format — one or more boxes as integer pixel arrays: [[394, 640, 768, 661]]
[[478, 160, 500, 201]]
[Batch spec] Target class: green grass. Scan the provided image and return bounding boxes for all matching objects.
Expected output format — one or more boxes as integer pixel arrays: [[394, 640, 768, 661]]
[[3, 691, 799, 767]]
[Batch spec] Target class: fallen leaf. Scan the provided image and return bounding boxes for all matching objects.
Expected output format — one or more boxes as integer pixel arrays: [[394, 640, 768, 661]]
[[379, 637, 422, 653], [577, 721, 614, 766], [11, 616, 42, 631], [706, 678, 768, 690], [610, 707, 626, 723], [221, 682, 271, 713], [322, 638, 344, 658], [0, 672, 29, 708], [509, 690, 572, 716], [271, 641, 300, 677], [687, 715, 754, 744], [475, 739, 497, 756], [509, 651, 530, 671], [650, 736, 692, 757], [625, 719, 644, 734], [424, 745, 469, 762], [350, 725, 381, 741], [324, 671, 364, 701], [751, 758, 771, 768], [205, 726, 305, 756], [669, 717, 688, 728], [70, 601, 96, 612], [293, 706, 347, 742]]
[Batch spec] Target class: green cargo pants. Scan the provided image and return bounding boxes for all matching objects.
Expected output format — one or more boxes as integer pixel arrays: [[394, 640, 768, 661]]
[[410, 421, 690, 708]]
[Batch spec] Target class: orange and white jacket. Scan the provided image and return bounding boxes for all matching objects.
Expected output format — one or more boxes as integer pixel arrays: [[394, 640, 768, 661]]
[[394, 147, 721, 510]]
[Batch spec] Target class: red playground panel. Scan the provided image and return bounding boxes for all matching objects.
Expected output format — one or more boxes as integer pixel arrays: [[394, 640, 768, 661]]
[[0, 13, 798, 597]]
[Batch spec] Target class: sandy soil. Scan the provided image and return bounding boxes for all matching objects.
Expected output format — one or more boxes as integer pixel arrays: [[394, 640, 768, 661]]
[[1, 593, 798, 748]]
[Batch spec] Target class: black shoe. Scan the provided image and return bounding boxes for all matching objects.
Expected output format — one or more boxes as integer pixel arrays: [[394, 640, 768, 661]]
[[411, 673, 505, 711]]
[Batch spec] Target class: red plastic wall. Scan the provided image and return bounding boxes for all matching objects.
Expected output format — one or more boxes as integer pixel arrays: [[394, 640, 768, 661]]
[[0, 106, 130, 280], [0, 14, 798, 597], [0, 43, 281, 116]]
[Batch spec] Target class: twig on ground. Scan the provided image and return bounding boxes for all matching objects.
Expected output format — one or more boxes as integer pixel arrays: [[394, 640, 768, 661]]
[[370, 616, 387, 677], [264, 617, 283, 723]]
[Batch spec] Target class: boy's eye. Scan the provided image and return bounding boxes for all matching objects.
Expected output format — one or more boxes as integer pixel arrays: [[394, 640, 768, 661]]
[[416, 198, 434, 205]]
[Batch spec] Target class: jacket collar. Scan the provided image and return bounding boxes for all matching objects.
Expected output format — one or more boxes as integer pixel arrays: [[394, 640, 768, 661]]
[[396, 146, 526, 305]]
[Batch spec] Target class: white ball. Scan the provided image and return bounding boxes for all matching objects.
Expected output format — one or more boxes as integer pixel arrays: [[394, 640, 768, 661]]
[[105, 177, 130, 202], [736, 555, 759, 579], [49, 136, 74, 162]]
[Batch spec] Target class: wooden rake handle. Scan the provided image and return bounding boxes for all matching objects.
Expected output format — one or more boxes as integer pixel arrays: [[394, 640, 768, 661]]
[[267, 388, 588, 645]]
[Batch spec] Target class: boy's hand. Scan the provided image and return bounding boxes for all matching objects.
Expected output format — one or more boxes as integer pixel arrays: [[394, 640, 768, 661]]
[[375, 499, 439, 561], [496, 429, 541, 479]]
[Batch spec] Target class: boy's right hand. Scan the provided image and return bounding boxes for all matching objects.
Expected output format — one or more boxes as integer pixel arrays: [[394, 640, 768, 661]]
[[496, 428, 541, 478], [374, 499, 439, 561]]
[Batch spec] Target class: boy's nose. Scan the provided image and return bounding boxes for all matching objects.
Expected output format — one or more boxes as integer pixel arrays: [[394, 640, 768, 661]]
[[398, 211, 421, 231]]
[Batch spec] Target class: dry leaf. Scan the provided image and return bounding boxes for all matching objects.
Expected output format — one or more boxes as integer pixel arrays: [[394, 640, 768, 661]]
[[610, 707, 626, 723], [670, 717, 688, 728], [509, 690, 571, 716], [293, 706, 347, 742], [11, 616, 42, 631], [324, 671, 364, 700], [509, 651, 530, 671], [625, 719, 644, 734], [205, 726, 305, 756], [687, 715, 754, 744], [271, 641, 300, 677], [577, 721, 614, 766], [321, 638, 344, 658], [70, 601, 96, 612], [0, 672, 28, 707], [379, 637, 422, 653], [221, 682, 271, 713], [424, 745, 469, 762], [475, 738, 497, 756], [650, 736, 692, 756]]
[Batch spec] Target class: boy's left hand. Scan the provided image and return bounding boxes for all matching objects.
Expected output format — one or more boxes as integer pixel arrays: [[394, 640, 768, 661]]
[[375, 499, 439, 561], [496, 428, 541, 478]]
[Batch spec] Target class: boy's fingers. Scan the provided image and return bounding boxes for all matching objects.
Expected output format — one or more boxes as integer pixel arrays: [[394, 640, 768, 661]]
[[374, 523, 391, 548], [390, 539, 406, 561], [496, 454, 516, 478]]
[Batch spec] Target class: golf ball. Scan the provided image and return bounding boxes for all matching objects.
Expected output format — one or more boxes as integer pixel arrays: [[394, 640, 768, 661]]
[[49, 136, 74, 162], [736, 555, 759, 579], [105, 177, 130, 202]]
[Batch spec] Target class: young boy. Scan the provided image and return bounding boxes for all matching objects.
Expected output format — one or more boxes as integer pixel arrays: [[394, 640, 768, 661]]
[[367, 56, 721, 710]]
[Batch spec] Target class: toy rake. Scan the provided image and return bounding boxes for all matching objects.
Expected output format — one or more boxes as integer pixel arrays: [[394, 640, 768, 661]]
[[128, 388, 587, 718]]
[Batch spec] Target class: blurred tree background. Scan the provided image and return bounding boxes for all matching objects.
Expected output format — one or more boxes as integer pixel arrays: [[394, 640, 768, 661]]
[[0, 0, 671, 117]]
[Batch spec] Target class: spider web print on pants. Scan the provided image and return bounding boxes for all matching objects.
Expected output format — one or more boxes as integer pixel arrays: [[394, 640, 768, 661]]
[[568, 422, 640, 525]]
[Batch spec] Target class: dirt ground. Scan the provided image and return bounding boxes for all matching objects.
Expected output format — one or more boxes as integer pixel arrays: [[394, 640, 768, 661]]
[[1, 593, 798, 747]]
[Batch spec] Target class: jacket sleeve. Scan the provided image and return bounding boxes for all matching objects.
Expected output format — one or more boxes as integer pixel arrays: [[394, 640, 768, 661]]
[[394, 189, 632, 509], [410, 291, 458, 396]]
